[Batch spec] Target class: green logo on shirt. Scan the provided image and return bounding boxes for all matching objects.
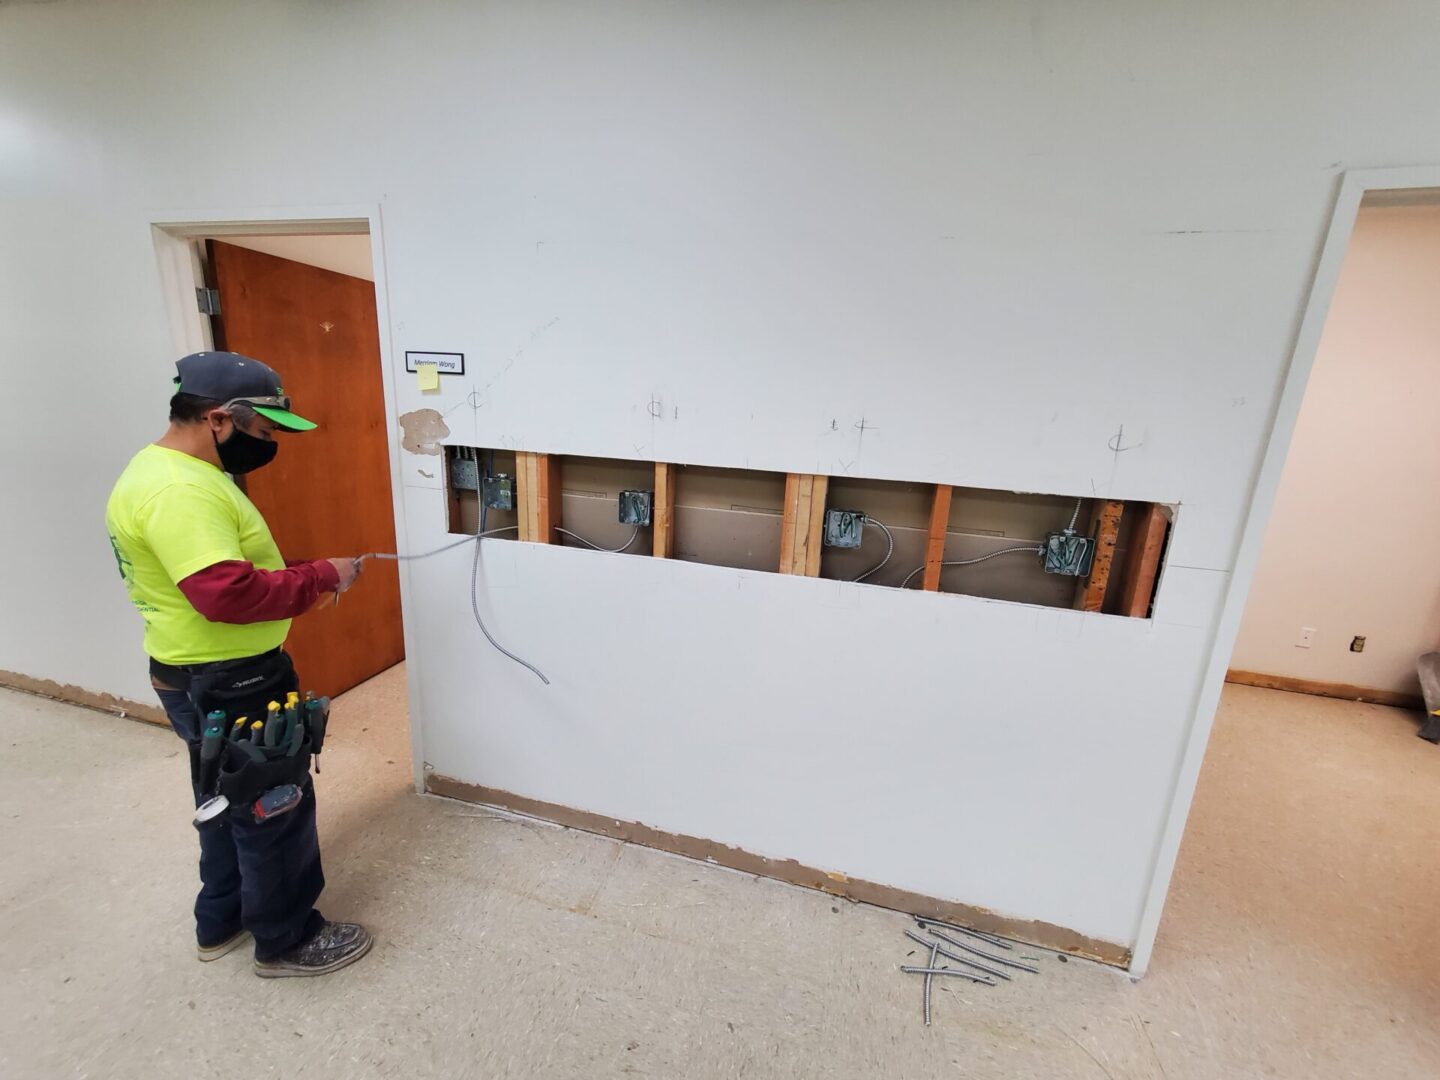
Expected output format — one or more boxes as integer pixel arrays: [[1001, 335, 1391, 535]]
[[108, 532, 133, 583]]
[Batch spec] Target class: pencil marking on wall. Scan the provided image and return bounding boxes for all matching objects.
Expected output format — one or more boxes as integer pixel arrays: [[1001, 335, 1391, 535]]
[[449, 317, 563, 431], [648, 397, 664, 419], [443, 384, 486, 419], [1108, 424, 1141, 458], [854, 417, 876, 457]]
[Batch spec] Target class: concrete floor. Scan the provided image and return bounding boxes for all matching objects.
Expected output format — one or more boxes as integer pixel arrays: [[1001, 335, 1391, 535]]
[[2, 670, 1438, 1079]]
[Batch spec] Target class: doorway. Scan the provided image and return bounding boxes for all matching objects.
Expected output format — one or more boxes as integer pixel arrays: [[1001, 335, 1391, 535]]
[[1227, 196, 1440, 709], [151, 215, 410, 716], [200, 237, 404, 697], [1128, 170, 1440, 977]]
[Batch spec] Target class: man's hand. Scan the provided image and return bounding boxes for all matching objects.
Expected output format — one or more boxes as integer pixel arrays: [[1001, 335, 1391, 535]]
[[327, 557, 362, 593]]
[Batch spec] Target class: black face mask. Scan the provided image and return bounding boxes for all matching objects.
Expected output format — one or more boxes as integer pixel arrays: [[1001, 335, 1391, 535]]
[[214, 427, 278, 475]]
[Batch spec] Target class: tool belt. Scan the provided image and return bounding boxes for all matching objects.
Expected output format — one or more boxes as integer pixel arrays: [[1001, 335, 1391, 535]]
[[158, 649, 323, 806]]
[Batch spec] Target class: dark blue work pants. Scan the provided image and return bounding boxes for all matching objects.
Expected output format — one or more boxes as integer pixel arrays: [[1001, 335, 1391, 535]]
[[156, 687, 324, 959]]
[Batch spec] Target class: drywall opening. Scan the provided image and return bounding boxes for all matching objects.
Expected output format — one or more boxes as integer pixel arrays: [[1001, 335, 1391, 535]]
[[671, 464, 788, 572], [445, 445, 520, 538], [480, 441, 1171, 617], [818, 478, 932, 588], [559, 455, 654, 556], [931, 489, 1089, 606]]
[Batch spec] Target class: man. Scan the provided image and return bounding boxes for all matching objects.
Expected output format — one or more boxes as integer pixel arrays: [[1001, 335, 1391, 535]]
[[106, 351, 373, 977]]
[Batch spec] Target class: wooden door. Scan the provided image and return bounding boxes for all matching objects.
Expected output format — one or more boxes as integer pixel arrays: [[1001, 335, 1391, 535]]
[[208, 239, 404, 697]]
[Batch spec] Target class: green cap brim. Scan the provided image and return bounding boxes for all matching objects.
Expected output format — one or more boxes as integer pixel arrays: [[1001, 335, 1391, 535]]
[[252, 405, 317, 432]]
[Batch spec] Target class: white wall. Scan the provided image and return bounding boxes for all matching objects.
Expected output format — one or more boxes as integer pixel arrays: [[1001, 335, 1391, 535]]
[[1231, 203, 1440, 695], [3, 1, 1439, 964], [214, 234, 374, 281]]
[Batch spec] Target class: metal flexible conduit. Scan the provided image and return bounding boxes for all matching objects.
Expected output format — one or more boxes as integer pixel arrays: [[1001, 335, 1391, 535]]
[[360, 526, 550, 686]]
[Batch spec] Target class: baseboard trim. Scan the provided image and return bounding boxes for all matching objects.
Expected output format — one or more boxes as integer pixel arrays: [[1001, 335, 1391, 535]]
[[1225, 669, 1423, 710], [425, 773, 1131, 968], [0, 670, 166, 726]]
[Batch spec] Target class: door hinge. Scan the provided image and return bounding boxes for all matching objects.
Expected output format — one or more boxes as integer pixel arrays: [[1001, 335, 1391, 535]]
[[196, 287, 221, 315]]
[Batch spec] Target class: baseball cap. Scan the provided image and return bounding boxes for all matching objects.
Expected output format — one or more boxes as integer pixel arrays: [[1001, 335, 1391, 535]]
[[174, 351, 317, 432]]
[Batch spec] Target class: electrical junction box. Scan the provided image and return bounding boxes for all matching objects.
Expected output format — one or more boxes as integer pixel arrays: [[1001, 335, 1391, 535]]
[[617, 489, 653, 527], [1042, 532, 1094, 577], [823, 509, 866, 549], [481, 474, 515, 511], [449, 450, 480, 492]]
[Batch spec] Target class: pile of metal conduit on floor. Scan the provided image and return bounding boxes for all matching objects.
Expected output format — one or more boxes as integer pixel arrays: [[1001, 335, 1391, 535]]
[[898, 916, 1058, 1027]]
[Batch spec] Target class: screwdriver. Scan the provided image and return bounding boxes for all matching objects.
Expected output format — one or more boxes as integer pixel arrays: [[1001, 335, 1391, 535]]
[[199, 715, 225, 794], [263, 700, 283, 748], [249, 719, 265, 745], [230, 715, 247, 740], [304, 695, 330, 772], [282, 692, 300, 746]]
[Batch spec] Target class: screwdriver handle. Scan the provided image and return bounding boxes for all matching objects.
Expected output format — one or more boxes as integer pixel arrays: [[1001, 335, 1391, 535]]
[[199, 723, 224, 794], [305, 696, 330, 772]]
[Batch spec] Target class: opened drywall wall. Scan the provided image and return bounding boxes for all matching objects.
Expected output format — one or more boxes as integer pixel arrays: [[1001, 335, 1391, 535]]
[[1231, 204, 1440, 695], [3, 1, 1439, 960]]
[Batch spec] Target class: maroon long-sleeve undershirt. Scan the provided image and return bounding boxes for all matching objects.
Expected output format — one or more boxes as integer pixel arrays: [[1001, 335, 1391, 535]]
[[178, 559, 341, 624]]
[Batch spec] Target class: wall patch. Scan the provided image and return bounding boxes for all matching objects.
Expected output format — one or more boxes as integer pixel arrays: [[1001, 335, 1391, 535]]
[[398, 408, 451, 456]]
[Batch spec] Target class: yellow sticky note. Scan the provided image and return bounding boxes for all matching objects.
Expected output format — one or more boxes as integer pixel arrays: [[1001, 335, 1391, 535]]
[[416, 363, 439, 391]]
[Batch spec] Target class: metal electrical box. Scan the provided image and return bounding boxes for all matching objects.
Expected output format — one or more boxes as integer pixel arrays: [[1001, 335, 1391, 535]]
[[449, 448, 480, 492], [618, 489, 653, 526], [482, 474, 515, 511], [1042, 532, 1095, 577], [823, 509, 866, 549]]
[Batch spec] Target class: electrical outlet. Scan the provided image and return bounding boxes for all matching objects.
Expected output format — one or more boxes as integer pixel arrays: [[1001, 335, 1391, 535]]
[[1350, 635, 1366, 653], [1296, 626, 1316, 649]]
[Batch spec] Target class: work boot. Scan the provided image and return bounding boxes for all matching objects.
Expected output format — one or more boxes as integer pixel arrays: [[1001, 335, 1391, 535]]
[[253, 921, 373, 978], [197, 929, 251, 962]]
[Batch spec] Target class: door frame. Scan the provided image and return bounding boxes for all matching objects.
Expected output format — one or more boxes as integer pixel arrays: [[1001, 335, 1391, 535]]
[[1130, 166, 1440, 976], [149, 205, 426, 794]]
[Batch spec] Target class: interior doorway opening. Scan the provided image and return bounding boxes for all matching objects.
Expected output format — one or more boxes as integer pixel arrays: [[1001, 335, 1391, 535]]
[[1226, 192, 1440, 715], [150, 213, 412, 762], [1132, 176, 1440, 978]]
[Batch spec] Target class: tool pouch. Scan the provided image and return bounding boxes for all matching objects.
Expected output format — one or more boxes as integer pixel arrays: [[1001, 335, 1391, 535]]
[[216, 741, 313, 806], [186, 650, 311, 804]]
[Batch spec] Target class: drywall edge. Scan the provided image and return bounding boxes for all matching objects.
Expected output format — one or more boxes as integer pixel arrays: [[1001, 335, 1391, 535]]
[[1126, 165, 1440, 976], [426, 773, 1131, 967]]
